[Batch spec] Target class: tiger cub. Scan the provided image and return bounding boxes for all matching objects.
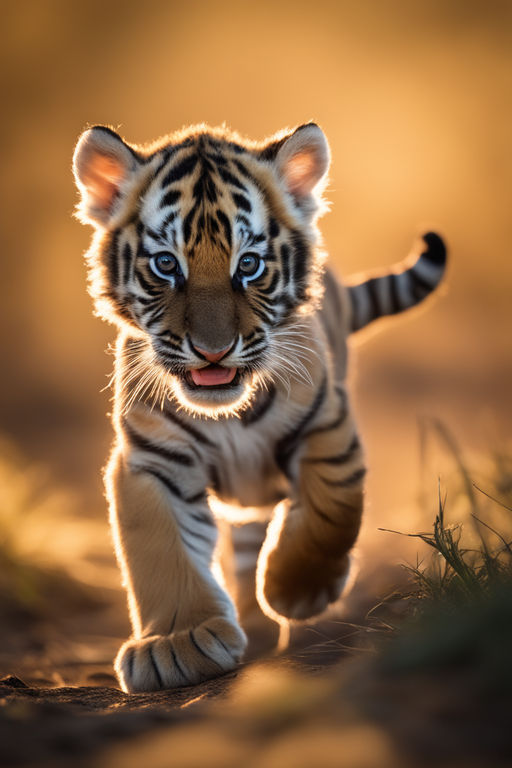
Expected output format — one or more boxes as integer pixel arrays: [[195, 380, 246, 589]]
[[73, 123, 446, 692]]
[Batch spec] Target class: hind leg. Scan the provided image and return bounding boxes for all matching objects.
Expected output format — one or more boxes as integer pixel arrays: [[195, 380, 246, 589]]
[[106, 449, 247, 693], [228, 521, 280, 657]]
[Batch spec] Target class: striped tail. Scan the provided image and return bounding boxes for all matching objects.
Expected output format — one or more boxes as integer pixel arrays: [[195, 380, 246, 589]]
[[347, 232, 447, 333]]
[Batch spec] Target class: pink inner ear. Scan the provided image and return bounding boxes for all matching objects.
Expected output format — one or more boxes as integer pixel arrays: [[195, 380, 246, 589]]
[[83, 153, 125, 210], [284, 151, 318, 196]]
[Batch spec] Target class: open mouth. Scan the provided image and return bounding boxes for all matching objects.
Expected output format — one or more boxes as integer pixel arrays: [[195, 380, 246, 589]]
[[184, 365, 241, 389]]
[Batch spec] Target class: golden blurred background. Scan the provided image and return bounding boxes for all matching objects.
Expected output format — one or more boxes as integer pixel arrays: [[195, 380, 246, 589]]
[[1, 0, 510, 556]]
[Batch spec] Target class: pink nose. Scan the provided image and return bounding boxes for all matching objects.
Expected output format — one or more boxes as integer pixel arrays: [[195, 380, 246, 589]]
[[192, 343, 232, 363]]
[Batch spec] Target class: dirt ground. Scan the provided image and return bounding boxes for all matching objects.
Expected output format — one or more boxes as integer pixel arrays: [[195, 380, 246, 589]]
[[0, 566, 364, 767], [1, 562, 511, 768]]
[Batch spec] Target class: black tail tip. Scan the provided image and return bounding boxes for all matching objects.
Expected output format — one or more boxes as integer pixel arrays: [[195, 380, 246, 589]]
[[421, 231, 447, 265]]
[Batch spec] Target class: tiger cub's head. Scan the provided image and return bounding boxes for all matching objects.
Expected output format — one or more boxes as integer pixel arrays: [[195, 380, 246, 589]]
[[73, 123, 330, 416]]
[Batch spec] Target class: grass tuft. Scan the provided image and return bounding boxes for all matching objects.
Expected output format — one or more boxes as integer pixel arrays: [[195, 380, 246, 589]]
[[380, 482, 512, 608]]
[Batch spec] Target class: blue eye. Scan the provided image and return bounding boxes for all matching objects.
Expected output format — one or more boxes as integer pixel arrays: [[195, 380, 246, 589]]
[[236, 253, 265, 286], [149, 252, 180, 281]]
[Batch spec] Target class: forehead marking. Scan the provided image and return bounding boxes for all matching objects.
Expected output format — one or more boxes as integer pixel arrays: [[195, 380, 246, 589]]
[[160, 153, 198, 189], [141, 142, 270, 272]]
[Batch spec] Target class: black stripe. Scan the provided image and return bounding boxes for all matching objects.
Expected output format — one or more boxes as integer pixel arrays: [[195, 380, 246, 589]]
[[123, 421, 195, 466], [145, 226, 165, 244], [410, 266, 435, 293], [409, 270, 430, 302], [182, 537, 208, 557], [164, 407, 213, 446], [142, 296, 164, 315], [208, 213, 220, 234], [169, 641, 189, 683], [349, 286, 362, 331], [227, 141, 245, 154], [143, 299, 165, 319], [154, 349, 186, 365], [216, 209, 232, 250], [252, 294, 276, 313], [307, 496, 338, 527], [421, 232, 446, 266], [160, 210, 178, 234], [179, 523, 214, 545], [240, 346, 265, 362], [115, 299, 136, 324], [241, 385, 276, 425], [321, 467, 367, 487], [189, 509, 215, 526], [136, 269, 160, 296], [193, 167, 218, 205], [161, 154, 198, 188], [388, 274, 402, 315], [366, 277, 381, 322], [233, 159, 256, 183], [280, 243, 291, 285], [189, 630, 223, 668], [128, 292, 153, 306], [326, 269, 342, 325], [140, 465, 206, 504], [254, 290, 273, 306], [205, 627, 236, 659], [182, 207, 197, 245], [314, 509, 338, 526], [206, 151, 227, 166], [218, 166, 246, 191], [290, 231, 309, 301], [251, 305, 275, 323], [202, 155, 216, 173], [273, 294, 295, 316], [156, 337, 184, 353], [269, 217, 280, 238], [303, 435, 360, 465], [304, 389, 348, 438], [235, 213, 251, 228], [275, 375, 327, 475], [148, 645, 163, 689], [160, 189, 181, 209], [126, 647, 135, 680], [151, 149, 174, 179], [242, 334, 264, 352], [108, 231, 120, 287], [121, 241, 133, 286], [185, 489, 209, 504], [205, 176, 218, 204], [232, 192, 252, 213], [146, 306, 166, 328], [208, 464, 221, 493], [169, 608, 178, 634], [260, 270, 280, 295]]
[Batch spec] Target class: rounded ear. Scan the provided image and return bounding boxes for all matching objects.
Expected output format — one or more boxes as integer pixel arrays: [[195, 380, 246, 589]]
[[73, 126, 141, 228], [267, 123, 330, 203]]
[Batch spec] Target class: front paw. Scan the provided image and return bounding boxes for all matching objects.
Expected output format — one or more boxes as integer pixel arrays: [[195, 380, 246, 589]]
[[115, 616, 247, 693], [259, 548, 351, 621]]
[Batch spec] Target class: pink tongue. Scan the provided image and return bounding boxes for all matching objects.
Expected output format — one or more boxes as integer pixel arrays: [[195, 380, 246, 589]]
[[190, 366, 237, 386]]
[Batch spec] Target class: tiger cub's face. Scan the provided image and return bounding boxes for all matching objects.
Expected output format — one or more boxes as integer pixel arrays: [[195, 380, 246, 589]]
[[73, 124, 330, 416]]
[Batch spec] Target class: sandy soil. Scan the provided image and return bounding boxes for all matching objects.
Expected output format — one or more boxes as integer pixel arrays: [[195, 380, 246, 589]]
[[2, 562, 511, 768]]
